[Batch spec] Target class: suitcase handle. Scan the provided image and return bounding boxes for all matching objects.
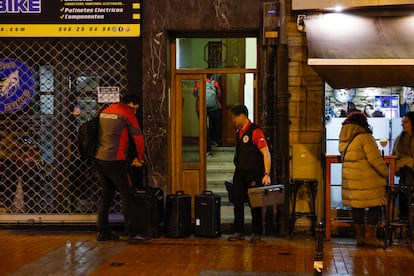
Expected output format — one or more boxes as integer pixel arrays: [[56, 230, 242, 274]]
[[202, 190, 213, 195], [175, 190, 185, 195], [268, 187, 282, 192], [135, 188, 148, 195], [261, 185, 284, 194], [268, 187, 283, 193]]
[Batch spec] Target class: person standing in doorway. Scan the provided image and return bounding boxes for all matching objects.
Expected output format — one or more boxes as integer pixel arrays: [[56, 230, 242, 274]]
[[228, 104, 271, 243], [193, 75, 222, 155], [339, 112, 388, 247], [94, 93, 150, 244]]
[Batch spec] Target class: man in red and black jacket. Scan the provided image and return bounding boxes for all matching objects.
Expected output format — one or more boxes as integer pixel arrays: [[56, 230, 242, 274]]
[[94, 93, 148, 244], [228, 104, 271, 243]]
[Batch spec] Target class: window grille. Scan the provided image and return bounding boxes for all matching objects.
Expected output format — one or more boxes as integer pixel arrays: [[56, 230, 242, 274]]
[[0, 39, 128, 222]]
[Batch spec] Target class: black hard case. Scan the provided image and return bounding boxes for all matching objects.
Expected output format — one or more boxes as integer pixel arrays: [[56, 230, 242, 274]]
[[134, 186, 165, 238], [194, 190, 221, 238], [164, 191, 192, 238]]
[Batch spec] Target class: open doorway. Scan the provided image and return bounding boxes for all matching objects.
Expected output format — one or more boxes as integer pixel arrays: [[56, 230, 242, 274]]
[[176, 37, 257, 145], [171, 36, 258, 207]]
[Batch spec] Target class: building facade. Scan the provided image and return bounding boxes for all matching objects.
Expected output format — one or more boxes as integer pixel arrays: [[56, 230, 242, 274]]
[[1, 0, 412, 236]]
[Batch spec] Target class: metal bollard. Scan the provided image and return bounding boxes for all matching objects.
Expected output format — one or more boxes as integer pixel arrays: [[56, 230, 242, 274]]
[[313, 221, 324, 276]]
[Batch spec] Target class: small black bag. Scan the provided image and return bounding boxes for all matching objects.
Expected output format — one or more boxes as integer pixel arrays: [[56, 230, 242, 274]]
[[77, 110, 102, 160]]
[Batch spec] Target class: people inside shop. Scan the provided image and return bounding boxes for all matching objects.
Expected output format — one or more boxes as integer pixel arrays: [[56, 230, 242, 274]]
[[339, 112, 388, 247], [193, 75, 222, 155], [339, 101, 359, 117], [325, 96, 338, 120], [347, 101, 360, 113], [94, 93, 150, 244], [392, 111, 414, 222], [228, 104, 271, 243], [364, 103, 385, 118], [371, 108, 385, 117], [372, 99, 385, 117], [363, 104, 374, 117]]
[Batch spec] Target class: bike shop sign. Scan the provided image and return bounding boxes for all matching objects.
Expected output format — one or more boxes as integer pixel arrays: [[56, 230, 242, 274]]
[[0, 0, 141, 37], [0, 58, 35, 112]]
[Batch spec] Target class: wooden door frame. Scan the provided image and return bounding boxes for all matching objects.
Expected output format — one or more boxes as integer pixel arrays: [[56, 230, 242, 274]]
[[171, 74, 206, 196], [169, 38, 258, 197], [170, 70, 256, 193]]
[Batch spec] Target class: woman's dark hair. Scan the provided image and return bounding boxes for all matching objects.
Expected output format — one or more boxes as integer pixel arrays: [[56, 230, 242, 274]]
[[343, 111, 372, 134], [399, 111, 414, 143], [404, 111, 414, 130], [363, 104, 374, 117]]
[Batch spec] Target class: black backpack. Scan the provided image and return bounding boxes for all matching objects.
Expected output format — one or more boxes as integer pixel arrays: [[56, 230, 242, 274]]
[[77, 115, 100, 160]]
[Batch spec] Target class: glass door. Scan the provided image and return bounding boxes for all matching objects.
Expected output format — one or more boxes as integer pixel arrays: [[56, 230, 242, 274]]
[[171, 74, 206, 198]]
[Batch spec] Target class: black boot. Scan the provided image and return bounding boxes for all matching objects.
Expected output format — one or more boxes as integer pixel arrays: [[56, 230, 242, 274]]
[[354, 224, 365, 247]]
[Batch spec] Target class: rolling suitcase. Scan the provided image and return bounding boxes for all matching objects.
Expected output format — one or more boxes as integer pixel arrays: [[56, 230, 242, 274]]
[[134, 186, 164, 238], [164, 191, 192, 238], [194, 190, 221, 237]]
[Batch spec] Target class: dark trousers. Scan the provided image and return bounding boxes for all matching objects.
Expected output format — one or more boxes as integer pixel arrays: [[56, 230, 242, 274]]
[[232, 170, 263, 235], [207, 108, 221, 145], [95, 159, 137, 236], [352, 206, 382, 225], [399, 191, 409, 219], [398, 166, 414, 220], [198, 108, 221, 152]]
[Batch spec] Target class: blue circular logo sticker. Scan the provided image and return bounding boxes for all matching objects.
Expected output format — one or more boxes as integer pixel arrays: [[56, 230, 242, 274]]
[[0, 58, 35, 113]]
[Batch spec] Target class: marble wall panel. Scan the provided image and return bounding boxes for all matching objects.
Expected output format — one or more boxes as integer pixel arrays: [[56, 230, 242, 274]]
[[141, 1, 263, 189]]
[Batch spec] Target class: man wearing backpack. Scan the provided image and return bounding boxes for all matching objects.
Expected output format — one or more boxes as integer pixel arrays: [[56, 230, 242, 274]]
[[94, 93, 148, 244], [193, 76, 222, 155]]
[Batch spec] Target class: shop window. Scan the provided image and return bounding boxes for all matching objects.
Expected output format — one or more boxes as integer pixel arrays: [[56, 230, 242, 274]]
[[325, 84, 412, 211]]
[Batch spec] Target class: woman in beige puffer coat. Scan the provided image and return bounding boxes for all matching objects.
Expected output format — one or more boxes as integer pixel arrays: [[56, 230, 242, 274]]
[[338, 112, 388, 247]]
